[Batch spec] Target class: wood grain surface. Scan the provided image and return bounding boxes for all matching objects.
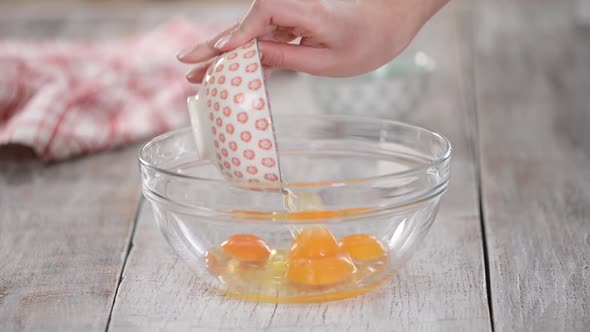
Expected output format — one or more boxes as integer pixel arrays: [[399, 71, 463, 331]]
[[1, 0, 589, 330], [0, 147, 141, 331], [472, 0, 590, 330]]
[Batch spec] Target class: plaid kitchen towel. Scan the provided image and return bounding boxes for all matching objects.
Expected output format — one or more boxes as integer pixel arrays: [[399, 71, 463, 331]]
[[0, 19, 214, 161]]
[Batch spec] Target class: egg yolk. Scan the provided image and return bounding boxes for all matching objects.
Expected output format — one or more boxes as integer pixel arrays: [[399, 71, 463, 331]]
[[286, 227, 357, 286], [288, 227, 340, 259], [287, 255, 356, 286], [339, 234, 386, 261], [221, 234, 271, 263]]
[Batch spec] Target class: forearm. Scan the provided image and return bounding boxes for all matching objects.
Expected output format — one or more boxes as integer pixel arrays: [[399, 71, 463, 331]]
[[380, 0, 450, 26], [417, 0, 451, 23]]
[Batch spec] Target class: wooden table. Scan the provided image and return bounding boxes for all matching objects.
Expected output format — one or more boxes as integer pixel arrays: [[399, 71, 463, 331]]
[[1, 0, 589, 331]]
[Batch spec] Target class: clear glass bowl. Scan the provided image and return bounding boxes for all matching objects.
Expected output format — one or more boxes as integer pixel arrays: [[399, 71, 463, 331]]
[[309, 52, 436, 119], [139, 114, 451, 303]]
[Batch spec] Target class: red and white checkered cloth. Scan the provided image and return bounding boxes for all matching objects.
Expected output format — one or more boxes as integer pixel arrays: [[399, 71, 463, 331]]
[[0, 19, 215, 161]]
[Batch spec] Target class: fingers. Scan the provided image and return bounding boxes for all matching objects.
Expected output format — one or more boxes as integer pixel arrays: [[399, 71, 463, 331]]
[[299, 36, 324, 48], [185, 64, 209, 83], [214, 0, 320, 52], [259, 28, 299, 44], [179, 0, 328, 81], [177, 24, 238, 63], [258, 40, 332, 75], [185, 57, 219, 83]]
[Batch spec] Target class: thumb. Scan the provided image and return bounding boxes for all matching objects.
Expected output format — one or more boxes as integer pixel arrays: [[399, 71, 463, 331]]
[[258, 41, 332, 76]]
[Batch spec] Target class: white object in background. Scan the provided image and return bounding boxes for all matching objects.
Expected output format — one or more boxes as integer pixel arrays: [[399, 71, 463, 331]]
[[309, 52, 436, 119]]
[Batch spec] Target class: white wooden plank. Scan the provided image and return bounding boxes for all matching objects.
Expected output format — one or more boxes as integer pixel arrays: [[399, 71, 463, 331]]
[[0, 146, 141, 331], [473, 0, 590, 330], [574, 0, 590, 26]]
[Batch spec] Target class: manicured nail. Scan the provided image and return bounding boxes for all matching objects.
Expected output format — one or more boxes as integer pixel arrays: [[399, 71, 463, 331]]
[[214, 34, 232, 50], [186, 70, 198, 81], [176, 46, 194, 60]]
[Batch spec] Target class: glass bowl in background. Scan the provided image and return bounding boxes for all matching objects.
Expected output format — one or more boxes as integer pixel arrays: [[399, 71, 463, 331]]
[[139, 114, 451, 303], [308, 52, 436, 119]]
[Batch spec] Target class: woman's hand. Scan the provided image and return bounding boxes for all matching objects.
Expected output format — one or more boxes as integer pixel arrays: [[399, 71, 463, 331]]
[[177, 0, 449, 82]]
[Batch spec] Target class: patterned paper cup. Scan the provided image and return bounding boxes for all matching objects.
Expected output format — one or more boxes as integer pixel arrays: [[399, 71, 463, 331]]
[[187, 39, 282, 184]]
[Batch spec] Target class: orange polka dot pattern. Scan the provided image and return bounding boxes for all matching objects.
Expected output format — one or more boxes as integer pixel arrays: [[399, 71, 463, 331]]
[[197, 39, 281, 183]]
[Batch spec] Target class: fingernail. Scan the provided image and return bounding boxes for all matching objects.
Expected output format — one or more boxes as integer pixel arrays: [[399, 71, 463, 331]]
[[186, 70, 197, 81], [214, 34, 232, 50], [176, 46, 193, 60]]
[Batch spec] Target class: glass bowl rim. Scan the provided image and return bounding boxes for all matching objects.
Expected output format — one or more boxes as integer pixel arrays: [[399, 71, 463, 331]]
[[138, 114, 452, 190]]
